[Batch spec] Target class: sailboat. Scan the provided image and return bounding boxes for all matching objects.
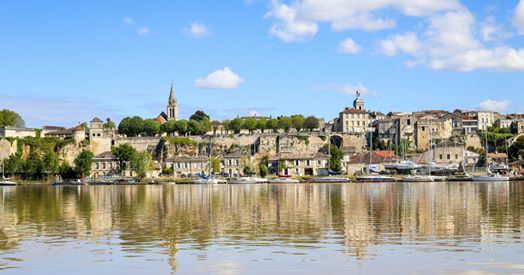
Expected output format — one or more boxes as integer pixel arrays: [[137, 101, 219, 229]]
[[1, 158, 17, 186], [472, 129, 509, 182], [356, 127, 395, 183], [194, 140, 220, 184]]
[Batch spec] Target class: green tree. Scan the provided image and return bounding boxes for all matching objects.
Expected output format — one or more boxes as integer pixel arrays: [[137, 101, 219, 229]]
[[142, 119, 160, 136], [131, 151, 152, 180], [112, 144, 137, 170], [291, 115, 305, 132], [256, 118, 267, 133], [0, 109, 25, 127], [59, 163, 77, 179], [160, 120, 176, 135], [258, 155, 269, 177], [24, 151, 42, 179], [189, 110, 210, 121], [229, 118, 243, 134], [243, 117, 258, 133], [118, 116, 144, 137], [278, 116, 292, 132], [198, 117, 212, 135], [41, 150, 60, 180], [267, 118, 279, 133], [329, 147, 343, 173], [175, 120, 189, 136], [4, 152, 23, 176], [187, 119, 201, 135], [74, 150, 94, 179], [304, 116, 320, 131], [210, 156, 221, 174], [103, 118, 116, 129]]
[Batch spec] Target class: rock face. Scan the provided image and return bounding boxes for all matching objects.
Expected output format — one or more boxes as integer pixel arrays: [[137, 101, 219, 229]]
[[465, 134, 482, 150], [0, 139, 13, 159]]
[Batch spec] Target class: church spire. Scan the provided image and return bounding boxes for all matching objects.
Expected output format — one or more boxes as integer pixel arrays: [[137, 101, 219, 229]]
[[168, 81, 176, 105]]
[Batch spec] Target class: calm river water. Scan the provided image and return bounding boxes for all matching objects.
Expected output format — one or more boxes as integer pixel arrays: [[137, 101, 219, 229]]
[[1, 182, 524, 274]]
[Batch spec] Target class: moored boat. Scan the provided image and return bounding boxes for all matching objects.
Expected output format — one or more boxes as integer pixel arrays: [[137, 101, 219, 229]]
[[316, 176, 350, 183], [471, 173, 509, 182], [355, 175, 396, 183], [401, 175, 434, 182], [228, 177, 257, 184], [268, 178, 300, 184]]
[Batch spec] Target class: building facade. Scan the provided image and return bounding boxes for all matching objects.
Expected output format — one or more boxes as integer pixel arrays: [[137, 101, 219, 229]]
[[337, 91, 371, 134], [167, 82, 178, 121]]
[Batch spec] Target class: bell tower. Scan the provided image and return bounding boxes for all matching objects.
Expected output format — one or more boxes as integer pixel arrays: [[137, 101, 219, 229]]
[[353, 90, 365, 111], [167, 81, 178, 121]]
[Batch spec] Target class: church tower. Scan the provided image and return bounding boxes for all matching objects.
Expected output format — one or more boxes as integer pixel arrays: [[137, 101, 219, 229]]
[[167, 82, 178, 121], [353, 90, 365, 111]]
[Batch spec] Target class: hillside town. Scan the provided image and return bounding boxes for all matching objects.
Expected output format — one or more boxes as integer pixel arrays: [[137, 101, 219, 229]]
[[1, 83, 524, 183]]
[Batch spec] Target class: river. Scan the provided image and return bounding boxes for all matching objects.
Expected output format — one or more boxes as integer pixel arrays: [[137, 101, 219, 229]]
[[1, 182, 523, 274]]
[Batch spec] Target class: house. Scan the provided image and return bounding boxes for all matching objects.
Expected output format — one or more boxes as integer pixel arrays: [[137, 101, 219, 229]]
[[166, 156, 208, 177], [461, 115, 478, 134], [476, 111, 494, 131], [0, 126, 36, 138], [495, 118, 513, 129], [278, 152, 329, 176], [375, 119, 396, 143], [414, 115, 453, 150], [44, 125, 86, 142], [346, 150, 396, 175], [511, 120, 524, 134], [337, 91, 371, 134], [91, 151, 121, 178], [222, 151, 242, 176]]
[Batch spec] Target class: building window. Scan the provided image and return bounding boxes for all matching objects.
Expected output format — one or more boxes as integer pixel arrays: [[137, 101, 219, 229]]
[[295, 160, 299, 166], [407, 119, 411, 125], [422, 127, 425, 131], [455, 154, 458, 159], [102, 162, 106, 169], [95, 162, 99, 169], [439, 154, 443, 160], [447, 154, 450, 160], [306, 160, 311, 166]]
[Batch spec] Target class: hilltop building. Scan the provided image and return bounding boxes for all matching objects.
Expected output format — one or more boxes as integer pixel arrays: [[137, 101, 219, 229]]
[[155, 82, 179, 124], [337, 91, 371, 133]]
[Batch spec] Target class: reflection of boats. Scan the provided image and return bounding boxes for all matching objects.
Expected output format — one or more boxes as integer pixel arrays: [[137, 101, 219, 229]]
[[428, 175, 447, 182], [316, 176, 350, 183], [253, 177, 268, 183], [401, 175, 434, 182], [355, 175, 396, 182], [268, 178, 300, 184], [472, 173, 509, 182], [228, 177, 257, 184]]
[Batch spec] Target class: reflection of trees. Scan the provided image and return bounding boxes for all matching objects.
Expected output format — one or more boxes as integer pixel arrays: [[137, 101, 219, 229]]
[[0, 182, 523, 269]]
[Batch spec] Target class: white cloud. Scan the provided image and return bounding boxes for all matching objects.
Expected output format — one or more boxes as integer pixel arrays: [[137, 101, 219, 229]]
[[265, 1, 318, 42], [337, 38, 361, 54], [137, 27, 151, 35], [265, 0, 461, 42], [479, 16, 508, 42], [313, 83, 372, 97], [478, 99, 511, 113], [187, 22, 211, 38], [379, 31, 422, 56], [513, 0, 524, 34], [195, 67, 244, 89], [122, 16, 135, 26]]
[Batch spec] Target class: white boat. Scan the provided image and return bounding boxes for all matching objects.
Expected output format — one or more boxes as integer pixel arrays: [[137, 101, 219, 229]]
[[228, 177, 257, 184], [355, 175, 396, 182], [193, 177, 219, 184], [316, 176, 350, 183], [472, 173, 509, 182], [253, 177, 268, 183], [428, 175, 447, 182], [384, 160, 421, 171], [0, 178, 17, 186], [268, 178, 300, 184], [401, 175, 434, 182]]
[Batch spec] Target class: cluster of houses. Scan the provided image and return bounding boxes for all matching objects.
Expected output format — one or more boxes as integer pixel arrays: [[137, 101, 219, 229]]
[[2, 84, 524, 179]]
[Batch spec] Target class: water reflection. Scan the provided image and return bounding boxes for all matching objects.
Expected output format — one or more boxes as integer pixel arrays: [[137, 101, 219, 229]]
[[0, 182, 523, 274]]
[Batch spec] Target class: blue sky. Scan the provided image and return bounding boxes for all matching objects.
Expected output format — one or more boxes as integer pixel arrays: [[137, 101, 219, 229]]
[[1, 0, 524, 127]]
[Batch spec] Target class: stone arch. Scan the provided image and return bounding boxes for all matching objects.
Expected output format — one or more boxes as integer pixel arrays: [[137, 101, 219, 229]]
[[330, 135, 343, 148]]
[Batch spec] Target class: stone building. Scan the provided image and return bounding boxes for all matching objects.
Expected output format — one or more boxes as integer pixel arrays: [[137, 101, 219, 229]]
[[462, 115, 478, 134], [375, 119, 396, 144], [476, 111, 494, 131], [277, 152, 329, 176], [414, 116, 453, 150], [222, 151, 242, 176], [91, 151, 120, 178], [337, 91, 371, 134], [495, 118, 513, 129], [512, 120, 524, 134], [0, 126, 36, 138], [166, 156, 208, 177], [89, 117, 118, 156], [44, 125, 86, 143], [392, 113, 417, 147]]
